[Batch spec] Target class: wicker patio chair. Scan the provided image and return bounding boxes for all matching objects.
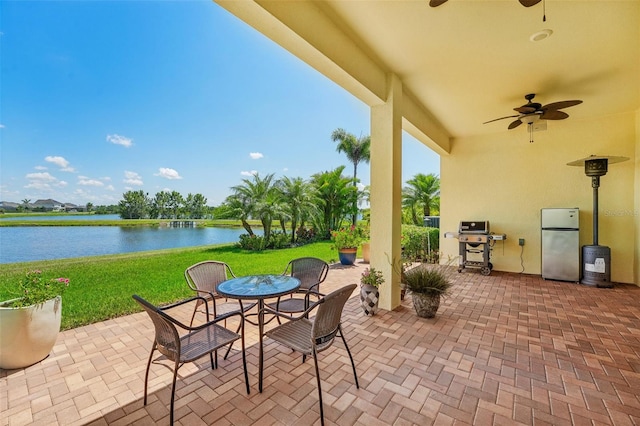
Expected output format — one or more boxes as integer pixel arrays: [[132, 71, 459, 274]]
[[266, 257, 329, 320], [185, 260, 256, 324], [133, 294, 250, 425], [264, 284, 359, 426]]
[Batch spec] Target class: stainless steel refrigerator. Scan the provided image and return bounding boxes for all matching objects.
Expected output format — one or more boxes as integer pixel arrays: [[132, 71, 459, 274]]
[[541, 208, 580, 282]]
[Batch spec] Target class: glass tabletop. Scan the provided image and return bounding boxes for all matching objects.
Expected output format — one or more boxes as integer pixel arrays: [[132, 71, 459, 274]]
[[217, 274, 300, 299]]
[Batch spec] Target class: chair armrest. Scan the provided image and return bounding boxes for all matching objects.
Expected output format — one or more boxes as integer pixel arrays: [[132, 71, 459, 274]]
[[157, 296, 209, 327], [160, 296, 209, 312], [160, 297, 244, 332]]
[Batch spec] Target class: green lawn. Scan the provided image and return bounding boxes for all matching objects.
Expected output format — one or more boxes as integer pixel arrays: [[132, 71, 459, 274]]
[[0, 241, 338, 330]]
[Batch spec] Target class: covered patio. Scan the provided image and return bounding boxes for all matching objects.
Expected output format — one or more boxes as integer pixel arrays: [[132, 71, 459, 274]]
[[2, 262, 639, 425]]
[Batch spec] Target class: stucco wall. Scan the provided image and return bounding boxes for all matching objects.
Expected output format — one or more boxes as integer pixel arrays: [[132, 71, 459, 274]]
[[635, 109, 640, 285], [440, 112, 637, 284]]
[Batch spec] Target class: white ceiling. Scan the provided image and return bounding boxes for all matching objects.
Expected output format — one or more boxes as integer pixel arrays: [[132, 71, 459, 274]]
[[318, 0, 640, 138]]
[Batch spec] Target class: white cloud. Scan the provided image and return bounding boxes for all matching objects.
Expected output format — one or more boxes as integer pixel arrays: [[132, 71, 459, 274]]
[[34, 165, 47, 170], [124, 171, 143, 186], [107, 134, 133, 148], [0, 124, 5, 129], [249, 152, 264, 160], [45, 156, 75, 172], [240, 170, 258, 177], [23, 172, 69, 191], [77, 177, 104, 187], [155, 168, 182, 180], [105, 184, 115, 191], [26, 172, 57, 182]]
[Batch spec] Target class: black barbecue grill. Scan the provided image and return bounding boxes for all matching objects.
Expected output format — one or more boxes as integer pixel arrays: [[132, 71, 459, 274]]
[[445, 221, 506, 276]]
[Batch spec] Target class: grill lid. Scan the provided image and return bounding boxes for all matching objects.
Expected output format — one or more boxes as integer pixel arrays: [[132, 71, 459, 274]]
[[459, 221, 490, 234]]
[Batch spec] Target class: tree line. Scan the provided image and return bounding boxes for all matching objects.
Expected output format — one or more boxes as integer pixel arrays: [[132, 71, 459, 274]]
[[118, 190, 208, 220]]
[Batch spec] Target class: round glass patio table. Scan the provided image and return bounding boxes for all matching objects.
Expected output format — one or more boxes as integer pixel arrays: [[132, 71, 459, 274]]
[[217, 274, 300, 392]]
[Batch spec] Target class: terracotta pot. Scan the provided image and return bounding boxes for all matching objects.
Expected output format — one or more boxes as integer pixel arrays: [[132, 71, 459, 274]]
[[0, 296, 62, 369], [361, 242, 370, 264], [360, 284, 379, 316], [338, 247, 357, 265]]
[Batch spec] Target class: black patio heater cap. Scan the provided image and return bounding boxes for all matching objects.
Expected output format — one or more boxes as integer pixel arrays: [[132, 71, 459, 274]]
[[567, 154, 629, 288]]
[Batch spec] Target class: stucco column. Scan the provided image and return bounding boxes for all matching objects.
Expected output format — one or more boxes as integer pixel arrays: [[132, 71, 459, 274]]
[[370, 74, 403, 311]]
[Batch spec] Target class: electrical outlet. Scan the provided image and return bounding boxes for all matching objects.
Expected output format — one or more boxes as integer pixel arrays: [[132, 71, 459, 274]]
[[519, 238, 525, 246]]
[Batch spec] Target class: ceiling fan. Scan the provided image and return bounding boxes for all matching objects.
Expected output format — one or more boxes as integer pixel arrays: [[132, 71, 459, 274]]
[[430, 0, 541, 7], [483, 94, 583, 142]]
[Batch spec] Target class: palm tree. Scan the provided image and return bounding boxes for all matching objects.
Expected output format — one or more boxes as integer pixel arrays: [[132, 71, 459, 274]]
[[278, 176, 319, 244], [402, 173, 441, 225], [310, 166, 356, 237], [231, 173, 280, 247], [221, 193, 255, 236], [331, 128, 370, 225], [21, 199, 31, 211]]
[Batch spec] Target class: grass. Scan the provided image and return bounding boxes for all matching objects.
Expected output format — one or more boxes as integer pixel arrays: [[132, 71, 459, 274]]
[[0, 241, 338, 330]]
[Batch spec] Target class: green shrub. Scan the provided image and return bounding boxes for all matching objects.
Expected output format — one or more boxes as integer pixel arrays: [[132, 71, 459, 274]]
[[295, 226, 317, 243], [267, 232, 290, 249], [238, 234, 265, 250], [401, 225, 439, 262]]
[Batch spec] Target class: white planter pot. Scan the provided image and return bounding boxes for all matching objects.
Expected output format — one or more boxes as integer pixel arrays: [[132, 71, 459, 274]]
[[0, 296, 62, 369]]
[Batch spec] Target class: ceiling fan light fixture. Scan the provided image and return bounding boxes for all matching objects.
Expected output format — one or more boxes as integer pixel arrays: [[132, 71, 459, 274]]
[[521, 114, 540, 125], [530, 29, 553, 42]]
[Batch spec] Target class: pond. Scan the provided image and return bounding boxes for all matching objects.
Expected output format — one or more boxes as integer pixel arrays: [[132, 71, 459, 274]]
[[0, 224, 256, 264]]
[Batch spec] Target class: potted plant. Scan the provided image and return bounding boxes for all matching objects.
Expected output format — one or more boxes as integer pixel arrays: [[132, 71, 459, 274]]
[[0, 270, 70, 369], [331, 226, 364, 265], [402, 262, 453, 318], [360, 267, 384, 316]]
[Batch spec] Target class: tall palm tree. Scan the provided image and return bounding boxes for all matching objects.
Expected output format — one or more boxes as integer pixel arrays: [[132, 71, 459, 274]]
[[331, 128, 370, 225], [402, 173, 440, 225], [278, 176, 319, 244]]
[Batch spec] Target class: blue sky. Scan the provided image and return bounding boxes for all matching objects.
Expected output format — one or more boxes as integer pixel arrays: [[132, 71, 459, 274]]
[[0, 1, 439, 207]]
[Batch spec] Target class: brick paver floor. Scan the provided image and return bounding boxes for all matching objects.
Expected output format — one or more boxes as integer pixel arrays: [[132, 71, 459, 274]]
[[2, 260, 639, 425]]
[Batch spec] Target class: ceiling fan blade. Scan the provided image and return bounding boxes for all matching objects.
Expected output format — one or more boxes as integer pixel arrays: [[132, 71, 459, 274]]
[[541, 100, 583, 111], [540, 110, 569, 120], [429, 0, 448, 7], [508, 119, 523, 129], [514, 106, 537, 114], [483, 114, 519, 124], [519, 0, 542, 7]]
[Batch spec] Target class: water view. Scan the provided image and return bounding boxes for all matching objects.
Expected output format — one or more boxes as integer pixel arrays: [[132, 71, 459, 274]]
[[0, 221, 255, 264]]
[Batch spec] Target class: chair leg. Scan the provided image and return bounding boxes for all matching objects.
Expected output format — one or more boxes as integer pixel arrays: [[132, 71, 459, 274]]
[[240, 318, 250, 395], [312, 348, 325, 426], [223, 322, 241, 360], [170, 359, 180, 425], [143, 344, 156, 406], [339, 326, 359, 389]]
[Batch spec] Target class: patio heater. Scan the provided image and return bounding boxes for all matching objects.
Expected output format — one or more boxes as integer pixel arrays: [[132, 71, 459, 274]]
[[567, 155, 629, 288]]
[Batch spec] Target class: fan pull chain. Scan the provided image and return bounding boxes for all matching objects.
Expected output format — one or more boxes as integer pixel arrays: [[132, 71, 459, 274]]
[[529, 123, 534, 143], [543, 0, 546, 22]]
